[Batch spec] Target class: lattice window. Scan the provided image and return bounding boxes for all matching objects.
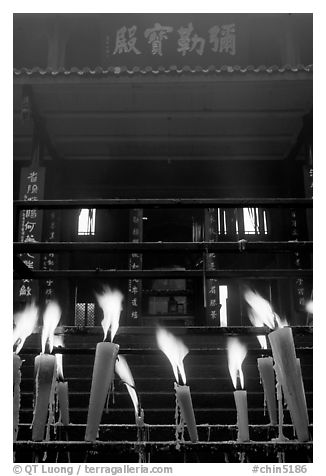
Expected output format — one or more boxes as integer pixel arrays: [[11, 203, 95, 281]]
[[75, 302, 95, 326]]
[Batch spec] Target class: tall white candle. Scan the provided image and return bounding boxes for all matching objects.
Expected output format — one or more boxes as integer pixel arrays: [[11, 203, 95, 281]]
[[85, 342, 119, 442], [13, 353, 22, 441], [227, 337, 250, 442], [268, 327, 309, 442], [57, 381, 70, 426], [13, 302, 39, 442], [32, 354, 57, 441], [174, 383, 198, 443], [55, 345, 70, 427], [274, 362, 287, 441], [233, 389, 250, 442], [257, 356, 277, 425]]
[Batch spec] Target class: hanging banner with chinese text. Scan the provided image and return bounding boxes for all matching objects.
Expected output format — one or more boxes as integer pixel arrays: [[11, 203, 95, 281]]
[[204, 208, 220, 325], [15, 166, 45, 303], [127, 209, 143, 321], [41, 209, 59, 303]]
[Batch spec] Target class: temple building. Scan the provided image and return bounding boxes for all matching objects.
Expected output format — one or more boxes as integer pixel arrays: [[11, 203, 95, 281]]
[[13, 13, 313, 463]]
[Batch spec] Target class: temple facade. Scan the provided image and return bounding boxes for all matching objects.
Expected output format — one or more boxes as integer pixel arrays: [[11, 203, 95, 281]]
[[13, 13, 313, 463]]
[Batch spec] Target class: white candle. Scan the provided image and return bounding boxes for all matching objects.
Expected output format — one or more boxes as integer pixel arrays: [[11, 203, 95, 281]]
[[57, 381, 70, 426], [32, 354, 57, 441], [233, 389, 250, 442], [268, 327, 309, 442], [295, 358, 309, 426], [257, 356, 277, 425], [13, 353, 22, 441], [174, 383, 198, 443], [274, 362, 287, 441], [85, 342, 119, 441]]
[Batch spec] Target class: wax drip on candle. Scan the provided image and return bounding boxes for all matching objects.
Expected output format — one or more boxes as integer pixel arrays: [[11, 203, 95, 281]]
[[272, 363, 288, 442], [277, 451, 286, 463], [238, 452, 246, 463], [31, 367, 39, 430], [43, 370, 56, 462], [13, 357, 22, 441], [136, 410, 147, 463], [174, 390, 185, 450], [13, 338, 22, 354]]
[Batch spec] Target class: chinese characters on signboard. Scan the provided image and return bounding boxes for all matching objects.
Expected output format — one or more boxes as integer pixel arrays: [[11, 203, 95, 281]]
[[15, 167, 45, 302], [41, 210, 58, 303], [105, 22, 236, 58], [127, 209, 143, 321], [290, 209, 306, 311], [204, 208, 221, 324]]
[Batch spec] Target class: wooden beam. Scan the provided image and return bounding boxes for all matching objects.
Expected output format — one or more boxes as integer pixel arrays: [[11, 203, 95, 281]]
[[13, 241, 313, 253], [52, 325, 313, 336], [13, 197, 313, 209], [13, 269, 312, 279]]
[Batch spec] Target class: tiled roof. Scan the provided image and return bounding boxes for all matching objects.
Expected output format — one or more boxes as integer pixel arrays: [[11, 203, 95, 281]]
[[13, 64, 313, 76]]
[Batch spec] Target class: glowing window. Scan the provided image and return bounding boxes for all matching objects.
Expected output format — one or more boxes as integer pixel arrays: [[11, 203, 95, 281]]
[[237, 208, 268, 235], [217, 208, 228, 235], [78, 209, 96, 236], [219, 285, 228, 327], [243, 207, 258, 234]]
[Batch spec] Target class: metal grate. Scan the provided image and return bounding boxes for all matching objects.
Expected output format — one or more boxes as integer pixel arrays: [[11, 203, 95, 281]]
[[75, 302, 86, 326], [86, 303, 95, 326]]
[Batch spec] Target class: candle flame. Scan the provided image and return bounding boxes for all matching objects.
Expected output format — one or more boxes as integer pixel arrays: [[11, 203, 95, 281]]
[[156, 327, 189, 385], [41, 301, 61, 354], [96, 287, 123, 342], [248, 309, 268, 349], [244, 289, 276, 330], [53, 335, 64, 380], [115, 355, 139, 416], [227, 337, 247, 389], [13, 302, 38, 354], [305, 300, 313, 314]]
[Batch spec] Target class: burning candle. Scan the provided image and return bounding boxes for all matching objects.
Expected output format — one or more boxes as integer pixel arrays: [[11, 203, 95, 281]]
[[85, 287, 122, 442], [173, 383, 198, 442], [13, 302, 38, 441], [54, 336, 70, 426], [244, 289, 309, 442], [156, 327, 198, 443], [245, 295, 278, 426], [32, 301, 61, 441], [257, 357, 277, 425], [227, 337, 250, 442], [32, 354, 57, 441], [274, 362, 288, 441], [13, 353, 22, 441], [268, 327, 309, 442]]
